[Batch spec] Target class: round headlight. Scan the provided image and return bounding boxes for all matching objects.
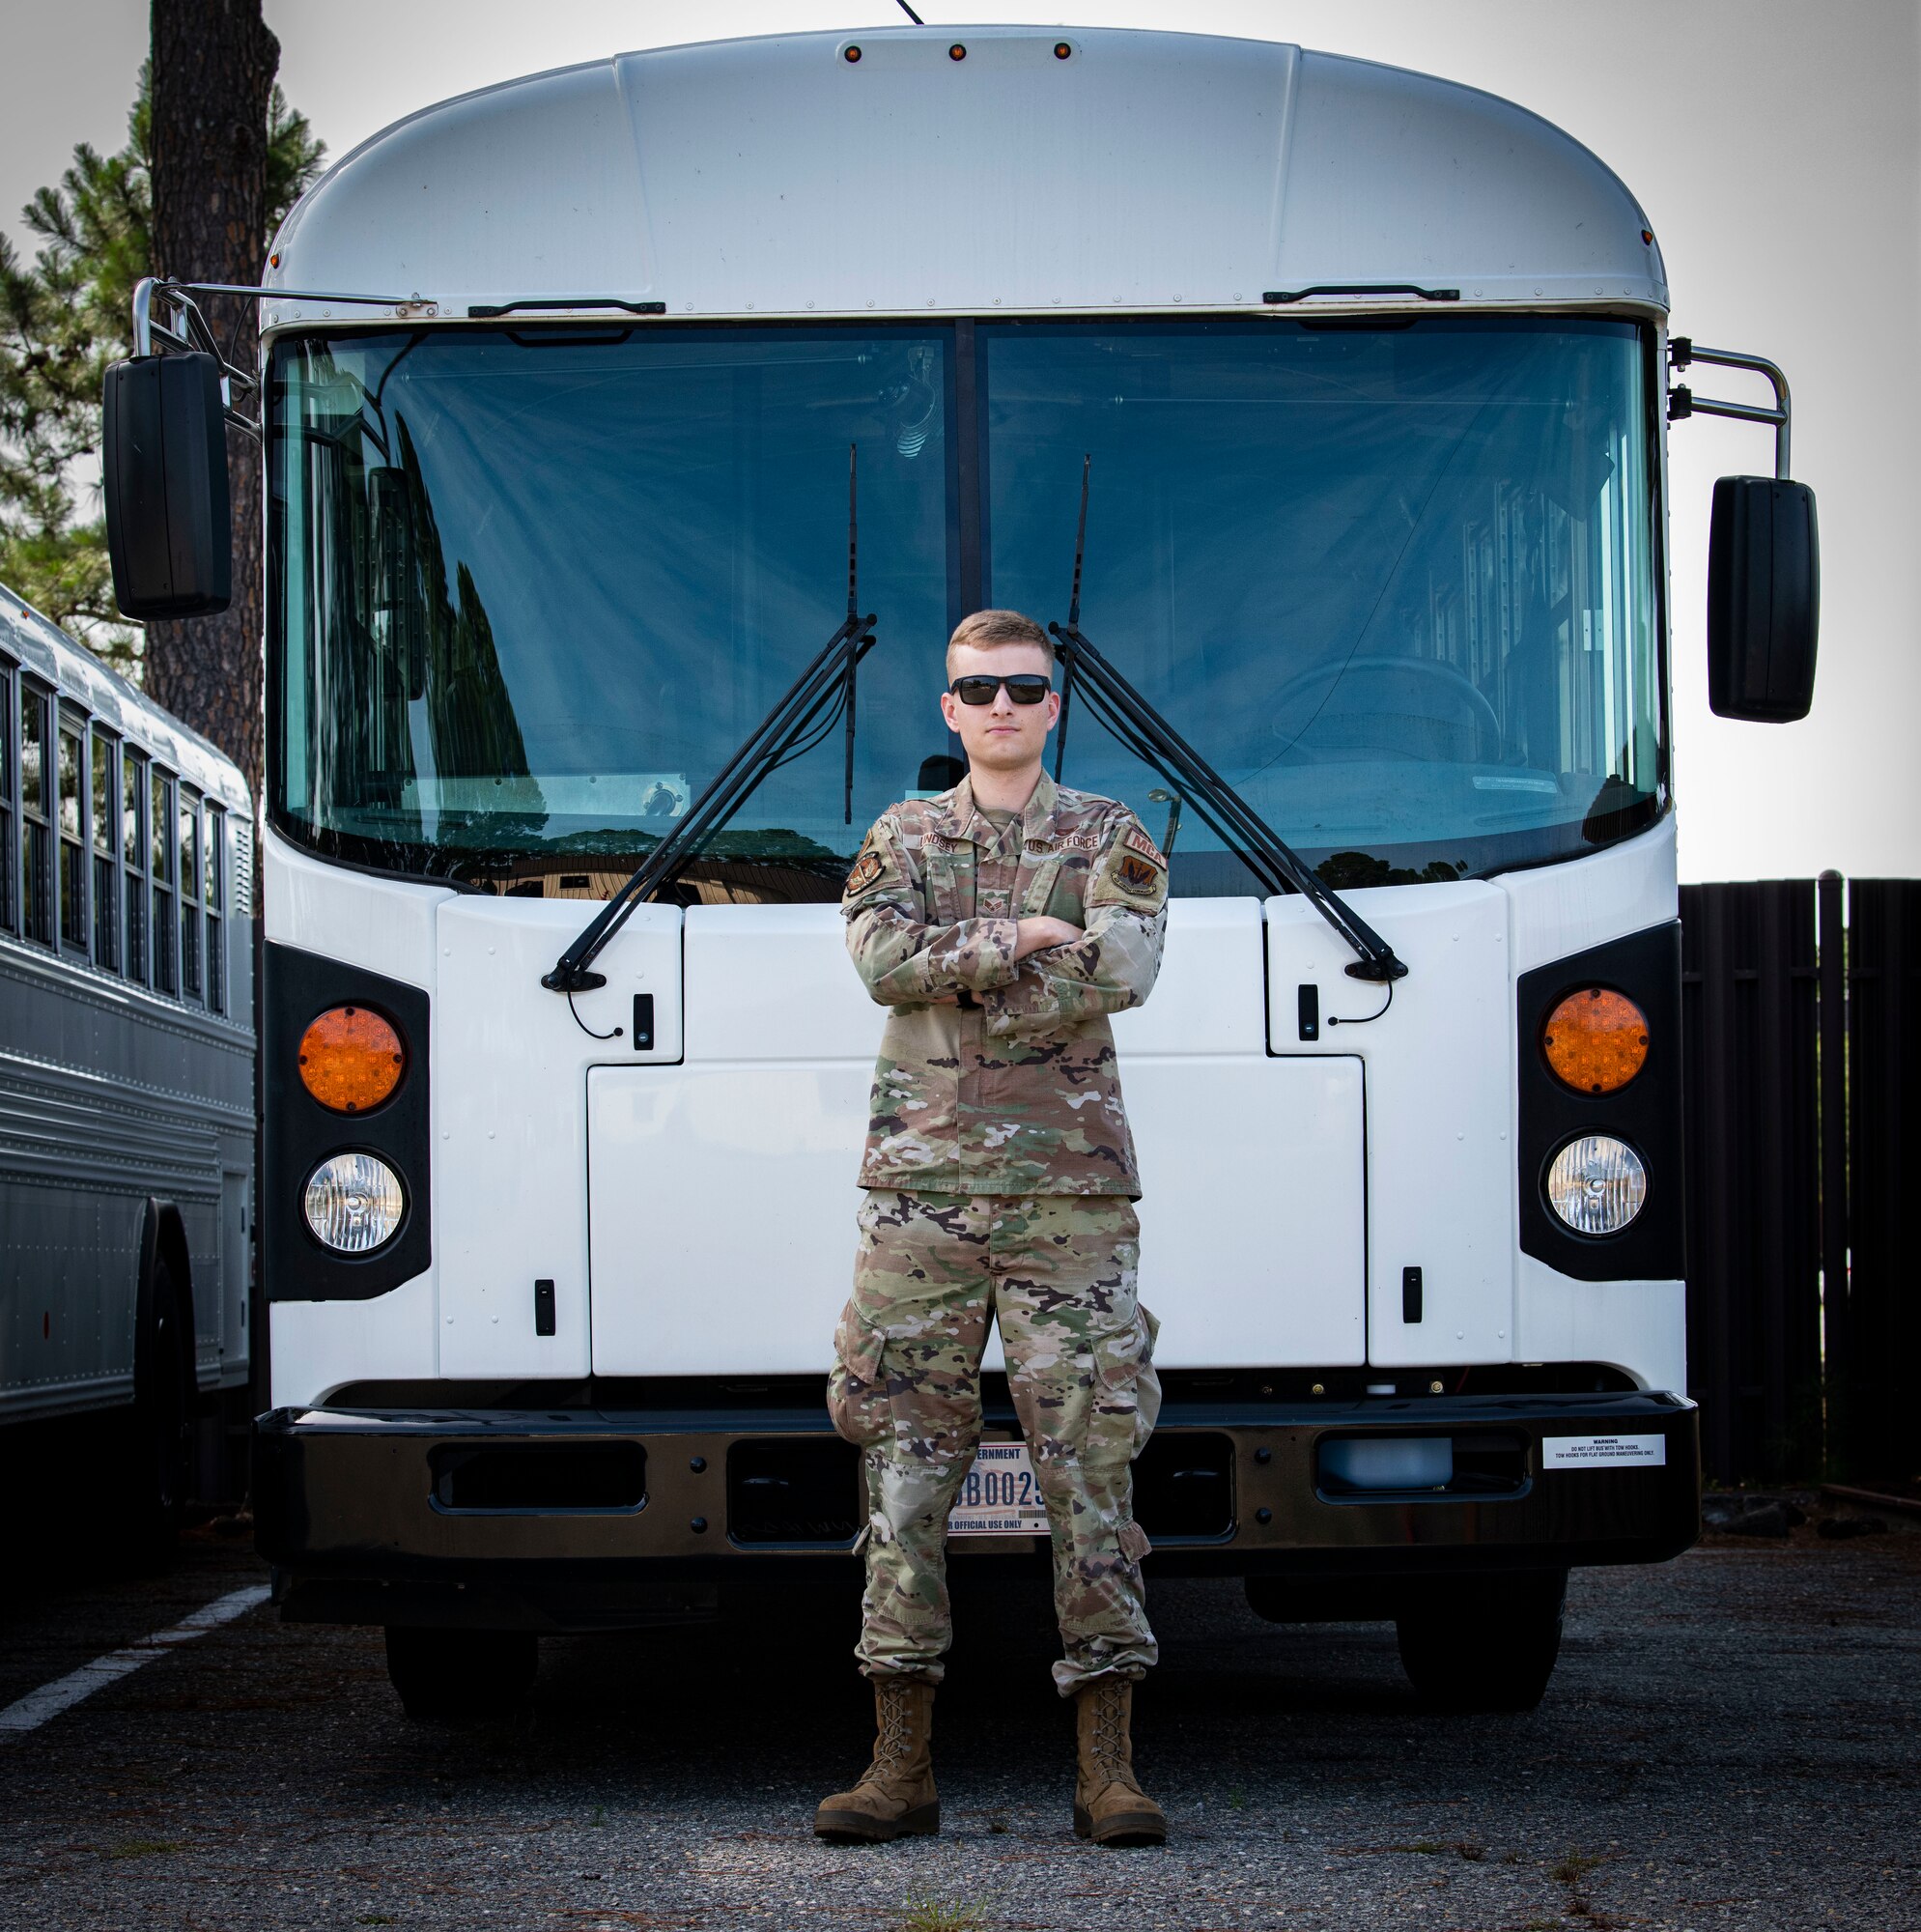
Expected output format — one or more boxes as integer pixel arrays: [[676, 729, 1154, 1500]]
[[1545, 1135, 1648, 1236], [303, 1152, 405, 1254]]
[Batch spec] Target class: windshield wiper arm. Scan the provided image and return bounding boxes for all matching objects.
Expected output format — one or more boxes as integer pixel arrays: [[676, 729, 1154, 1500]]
[[543, 444, 878, 994], [1048, 458, 1407, 983]]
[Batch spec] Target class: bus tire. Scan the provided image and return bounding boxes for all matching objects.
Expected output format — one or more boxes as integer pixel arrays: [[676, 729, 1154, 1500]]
[[383, 1626, 539, 1722], [1395, 1570, 1568, 1712], [121, 1250, 192, 1571]]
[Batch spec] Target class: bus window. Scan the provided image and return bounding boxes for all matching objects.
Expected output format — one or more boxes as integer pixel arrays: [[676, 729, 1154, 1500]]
[[91, 729, 119, 971], [0, 656, 13, 933], [57, 714, 86, 952], [204, 804, 224, 1013], [18, 681, 50, 945], [180, 786, 202, 1001], [123, 747, 148, 983], [151, 766, 176, 995]]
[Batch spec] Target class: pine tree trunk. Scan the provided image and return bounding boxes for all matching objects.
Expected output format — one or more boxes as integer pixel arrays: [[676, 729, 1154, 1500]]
[[146, 0, 279, 803]]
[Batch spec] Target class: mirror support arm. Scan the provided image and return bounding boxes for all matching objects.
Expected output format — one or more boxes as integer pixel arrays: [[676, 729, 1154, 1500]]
[[128, 276, 414, 440], [1668, 338, 1793, 479]]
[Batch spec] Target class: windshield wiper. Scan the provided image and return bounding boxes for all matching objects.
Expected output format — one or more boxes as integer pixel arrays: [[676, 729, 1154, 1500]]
[[542, 444, 879, 995], [1048, 458, 1407, 984]]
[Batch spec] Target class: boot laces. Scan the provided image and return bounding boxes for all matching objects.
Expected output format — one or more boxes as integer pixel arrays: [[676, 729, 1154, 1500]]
[[874, 1683, 916, 1770], [1088, 1679, 1131, 1781]]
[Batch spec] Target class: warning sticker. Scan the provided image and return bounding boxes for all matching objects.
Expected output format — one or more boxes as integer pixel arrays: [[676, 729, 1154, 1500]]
[[1542, 1433, 1667, 1468]]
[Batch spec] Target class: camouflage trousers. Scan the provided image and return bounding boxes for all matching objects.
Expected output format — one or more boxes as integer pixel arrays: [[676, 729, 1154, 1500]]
[[827, 1189, 1161, 1696]]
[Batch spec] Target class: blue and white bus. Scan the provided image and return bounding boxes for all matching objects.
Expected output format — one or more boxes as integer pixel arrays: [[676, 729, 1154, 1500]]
[[103, 25, 1816, 1716]]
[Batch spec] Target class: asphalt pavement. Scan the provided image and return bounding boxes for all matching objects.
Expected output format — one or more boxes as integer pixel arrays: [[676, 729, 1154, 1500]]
[[0, 1500, 1914, 1932]]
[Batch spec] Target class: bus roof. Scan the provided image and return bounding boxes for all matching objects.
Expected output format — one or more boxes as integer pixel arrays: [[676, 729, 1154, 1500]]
[[264, 26, 1666, 331], [0, 586, 251, 812]]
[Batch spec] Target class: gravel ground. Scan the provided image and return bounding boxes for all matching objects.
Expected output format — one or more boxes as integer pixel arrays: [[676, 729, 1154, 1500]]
[[0, 1502, 1915, 1932]]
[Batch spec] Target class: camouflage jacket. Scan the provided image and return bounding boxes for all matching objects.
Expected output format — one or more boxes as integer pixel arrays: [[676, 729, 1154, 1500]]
[[843, 771, 1169, 1197]]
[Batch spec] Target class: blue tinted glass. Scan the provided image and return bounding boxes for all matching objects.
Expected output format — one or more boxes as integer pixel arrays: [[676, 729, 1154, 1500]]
[[983, 319, 1661, 891], [273, 328, 952, 894]]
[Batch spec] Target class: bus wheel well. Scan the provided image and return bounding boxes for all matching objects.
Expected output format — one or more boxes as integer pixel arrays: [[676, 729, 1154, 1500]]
[[137, 1199, 197, 1408]]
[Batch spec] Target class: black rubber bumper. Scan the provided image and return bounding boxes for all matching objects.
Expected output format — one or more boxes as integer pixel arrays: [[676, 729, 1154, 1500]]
[[255, 1390, 1700, 1631]]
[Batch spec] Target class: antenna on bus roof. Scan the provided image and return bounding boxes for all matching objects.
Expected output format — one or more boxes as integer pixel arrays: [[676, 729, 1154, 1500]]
[[1046, 459, 1408, 983], [895, 0, 926, 21]]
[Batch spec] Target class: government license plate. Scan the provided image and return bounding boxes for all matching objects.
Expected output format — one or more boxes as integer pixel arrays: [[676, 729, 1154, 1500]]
[[947, 1440, 1048, 1536]]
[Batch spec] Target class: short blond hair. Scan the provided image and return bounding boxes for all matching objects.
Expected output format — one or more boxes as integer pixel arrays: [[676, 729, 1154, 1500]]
[[946, 609, 1056, 678]]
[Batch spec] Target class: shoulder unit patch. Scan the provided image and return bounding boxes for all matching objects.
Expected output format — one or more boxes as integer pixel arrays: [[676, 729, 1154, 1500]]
[[1116, 854, 1163, 898]]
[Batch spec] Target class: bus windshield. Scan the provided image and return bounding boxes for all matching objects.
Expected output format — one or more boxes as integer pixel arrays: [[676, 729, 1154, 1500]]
[[270, 317, 1661, 898]]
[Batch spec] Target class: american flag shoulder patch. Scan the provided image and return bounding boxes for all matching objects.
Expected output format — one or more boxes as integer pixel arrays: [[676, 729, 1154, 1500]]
[[844, 846, 885, 897]]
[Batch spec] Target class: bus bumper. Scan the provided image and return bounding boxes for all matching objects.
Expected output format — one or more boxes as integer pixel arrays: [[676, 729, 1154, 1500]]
[[254, 1389, 1700, 1631]]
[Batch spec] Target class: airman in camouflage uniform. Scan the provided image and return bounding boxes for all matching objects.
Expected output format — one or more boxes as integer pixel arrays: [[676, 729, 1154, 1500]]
[[816, 611, 1171, 1850]]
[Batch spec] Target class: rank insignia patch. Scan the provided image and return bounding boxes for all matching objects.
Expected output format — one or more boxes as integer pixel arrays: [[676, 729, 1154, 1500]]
[[844, 846, 885, 897], [1116, 854, 1162, 897]]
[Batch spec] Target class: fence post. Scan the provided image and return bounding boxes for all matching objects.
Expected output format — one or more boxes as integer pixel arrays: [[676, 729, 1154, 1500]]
[[1681, 880, 1822, 1483], [1817, 871, 1848, 1471], [1846, 879, 1921, 1480]]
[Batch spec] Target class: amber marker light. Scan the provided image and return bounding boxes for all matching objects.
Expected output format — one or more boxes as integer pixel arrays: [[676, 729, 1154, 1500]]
[[298, 1006, 405, 1114], [1542, 987, 1650, 1095]]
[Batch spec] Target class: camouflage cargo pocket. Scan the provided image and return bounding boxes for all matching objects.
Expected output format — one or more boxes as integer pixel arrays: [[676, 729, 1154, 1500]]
[[1090, 1304, 1162, 1461], [827, 1300, 891, 1447]]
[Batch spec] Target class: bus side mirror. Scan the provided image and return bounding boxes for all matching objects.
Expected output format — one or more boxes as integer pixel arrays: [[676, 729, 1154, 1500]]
[[102, 351, 233, 619], [1706, 475, 1819, 722]]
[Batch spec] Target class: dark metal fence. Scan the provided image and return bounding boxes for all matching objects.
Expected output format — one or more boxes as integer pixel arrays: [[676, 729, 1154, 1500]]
[[1680, 875, 1919, 1484]]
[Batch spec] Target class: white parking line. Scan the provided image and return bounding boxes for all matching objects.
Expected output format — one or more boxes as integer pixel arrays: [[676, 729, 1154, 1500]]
[[0, 1582, 271, 1741]]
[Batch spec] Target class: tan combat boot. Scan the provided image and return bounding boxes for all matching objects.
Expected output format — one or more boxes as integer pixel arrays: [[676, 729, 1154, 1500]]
[[813, 1677, 940, 1842], [1073, 1675, 1168, 1846]]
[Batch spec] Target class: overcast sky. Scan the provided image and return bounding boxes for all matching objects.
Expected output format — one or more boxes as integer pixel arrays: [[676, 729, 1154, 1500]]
[[5, 1, 1916, 883]]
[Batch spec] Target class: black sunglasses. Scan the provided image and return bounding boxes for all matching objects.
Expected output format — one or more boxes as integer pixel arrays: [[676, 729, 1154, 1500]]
[[949, 674, 1053, 706]]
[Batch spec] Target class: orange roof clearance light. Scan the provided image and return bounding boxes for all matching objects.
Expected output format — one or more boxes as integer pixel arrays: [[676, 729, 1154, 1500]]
[[1542, 988, 1650, 1095], [298, 1006, 405, 1114]]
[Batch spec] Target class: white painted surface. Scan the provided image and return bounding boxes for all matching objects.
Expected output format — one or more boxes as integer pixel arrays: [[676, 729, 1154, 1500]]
[[684, 904, 880, 1064], [588, 1048, 1364, 1376], [1127, 1055, 1366, 1366], [589, 1060, 868, 1376], [265, 29, 1664, 329], [1112, 898, 1268, 1058], [270, 1268, 438, 1408], [1265, 882, 1517, 1366], [1512, 1259, 1684, 1395], [0, 1585, 270, 1741], [1500, 814, 1678, 977], [263, 828, 447, 986], [434, 895, 681, 1379]]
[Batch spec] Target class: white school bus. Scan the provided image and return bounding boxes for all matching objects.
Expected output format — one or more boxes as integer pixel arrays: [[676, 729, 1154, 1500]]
[[104, 26, 1818, 1719]]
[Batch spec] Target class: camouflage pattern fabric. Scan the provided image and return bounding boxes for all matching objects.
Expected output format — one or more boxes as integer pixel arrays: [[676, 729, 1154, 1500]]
[[842, 773, 1169, 1198], [829, 1189, 1161, 1695]]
